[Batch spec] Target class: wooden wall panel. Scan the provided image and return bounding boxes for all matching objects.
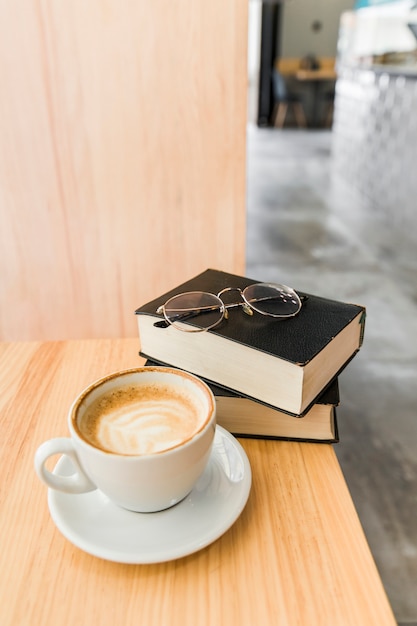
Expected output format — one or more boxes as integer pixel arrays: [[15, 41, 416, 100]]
[[0, 1, 248, 340]]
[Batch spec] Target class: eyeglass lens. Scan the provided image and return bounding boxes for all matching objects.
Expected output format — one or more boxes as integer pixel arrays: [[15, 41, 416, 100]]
[[243, 283, 301, 317], [163, 291, 224, 330]]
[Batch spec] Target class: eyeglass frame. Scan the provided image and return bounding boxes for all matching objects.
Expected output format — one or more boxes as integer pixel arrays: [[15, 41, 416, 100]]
[[155, 283, 306, 332]]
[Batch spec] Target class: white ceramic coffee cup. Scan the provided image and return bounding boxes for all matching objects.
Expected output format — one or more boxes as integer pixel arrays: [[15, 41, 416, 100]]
[[34, 367, 216, 512]]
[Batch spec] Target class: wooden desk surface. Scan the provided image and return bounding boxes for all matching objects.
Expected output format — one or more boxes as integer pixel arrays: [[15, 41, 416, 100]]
[[0, 339, 396, 626]]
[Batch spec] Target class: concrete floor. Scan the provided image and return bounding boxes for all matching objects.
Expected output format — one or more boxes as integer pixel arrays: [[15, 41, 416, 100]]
[[245, 126, 417, 625]]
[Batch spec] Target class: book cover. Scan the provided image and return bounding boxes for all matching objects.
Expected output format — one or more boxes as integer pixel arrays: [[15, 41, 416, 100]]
[[144, 359, 339, 443], [135, 268, 365, 416]]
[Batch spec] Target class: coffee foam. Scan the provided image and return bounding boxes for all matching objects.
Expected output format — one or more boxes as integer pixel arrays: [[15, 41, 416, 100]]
[[78, 382, 206, 455]]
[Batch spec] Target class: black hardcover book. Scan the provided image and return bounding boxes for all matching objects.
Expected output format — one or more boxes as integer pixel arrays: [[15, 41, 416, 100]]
[[144, 359, 339, 443], [135, 268, 365, 416]]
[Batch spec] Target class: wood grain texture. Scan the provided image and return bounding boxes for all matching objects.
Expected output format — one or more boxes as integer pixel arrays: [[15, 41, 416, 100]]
[[0, 339, 396, 626], [0, 1, 247, 340]]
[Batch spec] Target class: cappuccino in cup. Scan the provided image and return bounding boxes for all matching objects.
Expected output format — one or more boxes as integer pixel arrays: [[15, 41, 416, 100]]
[[35, 367, 216, 512], [76, 381, 208, 455]]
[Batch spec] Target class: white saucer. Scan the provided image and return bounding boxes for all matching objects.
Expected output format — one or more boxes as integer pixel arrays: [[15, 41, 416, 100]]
[[48, 426, 252, 563]]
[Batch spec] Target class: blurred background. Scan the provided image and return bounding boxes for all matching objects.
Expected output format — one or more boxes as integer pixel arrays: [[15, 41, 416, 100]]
[[247, 2, 417, 624]]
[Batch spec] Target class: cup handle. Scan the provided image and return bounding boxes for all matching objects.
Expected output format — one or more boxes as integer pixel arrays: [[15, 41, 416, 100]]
[[34, 438, 96, 494]]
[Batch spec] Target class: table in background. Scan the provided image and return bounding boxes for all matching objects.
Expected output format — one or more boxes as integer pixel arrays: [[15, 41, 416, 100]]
[[295, 68, 337, 127], [0, 339, 396, 626]]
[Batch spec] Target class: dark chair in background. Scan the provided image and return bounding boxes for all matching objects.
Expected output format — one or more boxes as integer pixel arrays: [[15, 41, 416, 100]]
[[321, 88, 335, 127], [271, 69, 307, 129]]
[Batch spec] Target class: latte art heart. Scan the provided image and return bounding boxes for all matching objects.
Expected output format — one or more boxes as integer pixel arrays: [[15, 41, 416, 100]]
[[78, 383, 205, 455]]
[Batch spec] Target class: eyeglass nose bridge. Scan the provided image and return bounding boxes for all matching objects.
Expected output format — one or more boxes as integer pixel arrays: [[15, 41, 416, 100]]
[[216, 287, 253, 316]]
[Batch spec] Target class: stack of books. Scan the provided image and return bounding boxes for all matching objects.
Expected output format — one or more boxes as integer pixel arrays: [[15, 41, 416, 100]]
[[135, 269, 366, 443]]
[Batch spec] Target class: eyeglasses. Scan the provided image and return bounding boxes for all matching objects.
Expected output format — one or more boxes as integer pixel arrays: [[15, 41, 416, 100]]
[[156, 283, 303, 332]]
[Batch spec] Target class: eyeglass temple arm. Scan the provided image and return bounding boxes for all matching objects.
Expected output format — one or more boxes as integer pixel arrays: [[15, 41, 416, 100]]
[[155, 303, 227, 328]]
